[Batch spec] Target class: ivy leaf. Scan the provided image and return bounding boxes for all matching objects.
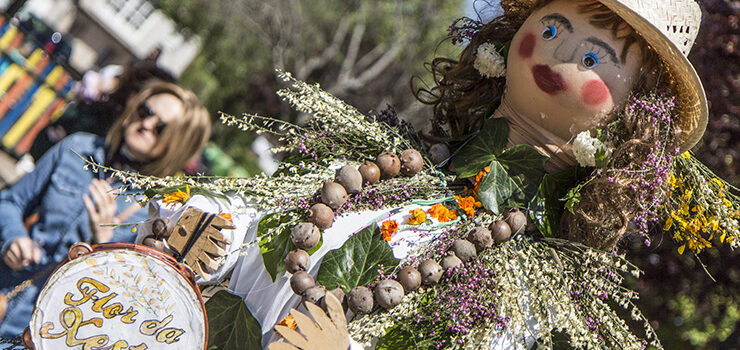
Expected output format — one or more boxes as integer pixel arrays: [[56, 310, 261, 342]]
[[317, 225, 400, 292], [258, 212, 301, 282], [496, 144, 549, 202], [206, 290, 262, 350], [477, 160, 522, 215], [451, 118, 509, 178], [528, 167, 588, 237], [562, 183, 585, 214]]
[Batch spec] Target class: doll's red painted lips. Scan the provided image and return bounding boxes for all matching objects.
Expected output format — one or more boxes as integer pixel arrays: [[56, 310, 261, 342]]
[[532, 64, 567, 94]]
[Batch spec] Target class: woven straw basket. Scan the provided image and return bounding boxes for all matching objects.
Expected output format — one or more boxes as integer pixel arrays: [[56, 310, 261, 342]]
[[503, 0, 708, 151]]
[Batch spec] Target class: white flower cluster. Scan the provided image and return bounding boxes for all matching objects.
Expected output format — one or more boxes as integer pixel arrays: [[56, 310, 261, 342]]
[[474, 43, 506, 78], [572, 131, 605, 167]]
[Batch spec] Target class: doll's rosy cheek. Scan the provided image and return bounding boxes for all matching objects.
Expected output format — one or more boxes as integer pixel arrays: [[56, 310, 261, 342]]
[[581, 79, 611, 106], [518, 33, 536, 59]]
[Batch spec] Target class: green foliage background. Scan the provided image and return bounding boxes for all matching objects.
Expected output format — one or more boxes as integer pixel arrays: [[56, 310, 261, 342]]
[[156, 0, 463, 172]]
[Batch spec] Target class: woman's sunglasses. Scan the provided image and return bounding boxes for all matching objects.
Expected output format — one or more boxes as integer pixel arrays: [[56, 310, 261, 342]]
[[136, 103, 168, 136]]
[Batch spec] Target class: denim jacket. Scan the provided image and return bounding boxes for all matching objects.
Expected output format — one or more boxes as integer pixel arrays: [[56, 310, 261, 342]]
[[0, 132, 146, 337]]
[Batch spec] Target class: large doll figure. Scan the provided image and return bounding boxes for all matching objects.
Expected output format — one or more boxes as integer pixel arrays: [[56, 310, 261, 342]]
[[129, 0, 733, 349]]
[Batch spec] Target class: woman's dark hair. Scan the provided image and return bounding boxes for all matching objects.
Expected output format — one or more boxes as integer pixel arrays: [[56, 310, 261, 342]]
[[95, 60, 176, 129]]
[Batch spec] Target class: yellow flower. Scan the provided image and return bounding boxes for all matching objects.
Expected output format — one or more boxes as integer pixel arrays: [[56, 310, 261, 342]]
[[276, 315, 297, 330], [668, 174, 678, 189], [162, 185, 191, 207], [710, 219, 719, 231], [682, 152, 691, 159], [713, 178, 725, 189], [681, 189, 693, 201], [678, 203, 690, 216], [664, 217, 673, 231], [722, 198, 733, 209], [677, 244, 686, 255], [380, 220, 399, 241], [407, 209, 426, 225]]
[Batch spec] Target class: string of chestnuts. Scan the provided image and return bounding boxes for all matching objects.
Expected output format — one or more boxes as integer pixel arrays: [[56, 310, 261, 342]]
[[284, 149, 424, 310], [287, 201, 528, 314], [287, 148, 424, 254]]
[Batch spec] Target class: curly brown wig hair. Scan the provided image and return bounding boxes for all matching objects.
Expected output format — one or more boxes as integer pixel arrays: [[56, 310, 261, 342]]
[[415, 0, 680, 249]]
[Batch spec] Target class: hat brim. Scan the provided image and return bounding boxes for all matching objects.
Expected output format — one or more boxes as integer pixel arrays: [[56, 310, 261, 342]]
[[597, 0, 708, 151]]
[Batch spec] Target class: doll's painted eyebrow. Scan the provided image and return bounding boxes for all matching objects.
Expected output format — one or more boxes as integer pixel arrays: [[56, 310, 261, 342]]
[[585, 37, 620, 65], [541, 14, 574, 33]]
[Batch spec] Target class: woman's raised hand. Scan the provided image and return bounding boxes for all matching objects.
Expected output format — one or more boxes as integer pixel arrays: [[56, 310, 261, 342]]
[[82, 178, 118, 244]]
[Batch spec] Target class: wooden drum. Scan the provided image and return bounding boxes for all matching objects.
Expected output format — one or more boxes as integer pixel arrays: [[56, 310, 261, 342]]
[[23, 243, 207, 350]]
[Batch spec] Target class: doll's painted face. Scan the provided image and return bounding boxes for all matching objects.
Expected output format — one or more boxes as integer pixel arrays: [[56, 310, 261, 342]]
[[505, 0, 643, 141]]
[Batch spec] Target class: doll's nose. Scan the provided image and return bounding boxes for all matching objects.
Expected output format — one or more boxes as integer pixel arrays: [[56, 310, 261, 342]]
[[553, 43, 578, 63]]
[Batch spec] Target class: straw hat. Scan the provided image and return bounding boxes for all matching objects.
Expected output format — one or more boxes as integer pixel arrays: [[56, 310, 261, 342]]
[[502, 0, 708, 151]]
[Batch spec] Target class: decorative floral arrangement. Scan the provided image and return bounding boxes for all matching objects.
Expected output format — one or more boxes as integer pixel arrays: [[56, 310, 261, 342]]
[[82, 69, 739, 350], [664, 153, 740, 254]]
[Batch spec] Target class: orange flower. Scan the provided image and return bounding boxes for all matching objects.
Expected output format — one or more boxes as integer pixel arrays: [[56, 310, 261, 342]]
[[426, 204, 448, 220], [474, 166, 491, 195], [276, 315, 297, 330], [162, 185, 190, 207], [381, 220, 399, 241], [455, 195, 482, 218], [407, 209, 427, 225], [426, 204, 458, 223], [219, 212, 233, 223], [444, 209, 459, 222]]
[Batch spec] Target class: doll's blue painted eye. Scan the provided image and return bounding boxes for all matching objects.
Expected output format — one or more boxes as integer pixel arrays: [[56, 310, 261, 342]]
[[582, 52, 599, 68], [542, 25, 557, 40]]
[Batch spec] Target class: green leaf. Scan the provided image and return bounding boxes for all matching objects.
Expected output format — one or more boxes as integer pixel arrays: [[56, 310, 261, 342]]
[[595, 128, 606, 142], [594, 147, 607, 168], [496, 144, 549, 202], [317, 225, 400, 292], [477, 160, 522, 215], [562, 183, 585, 214], [528, 167, 588, 237], [258, 212, 301, 281], [376, 325, 418, 350], [206, 290, 262, 350], [451, 118, 509, 178]]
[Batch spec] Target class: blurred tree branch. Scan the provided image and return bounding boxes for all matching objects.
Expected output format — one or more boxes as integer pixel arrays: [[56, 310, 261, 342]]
[[156, 0, 461, 169]]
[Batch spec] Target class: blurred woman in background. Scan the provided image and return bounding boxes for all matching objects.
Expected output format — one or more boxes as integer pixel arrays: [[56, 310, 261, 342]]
[[0, 81, 211, 337]]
